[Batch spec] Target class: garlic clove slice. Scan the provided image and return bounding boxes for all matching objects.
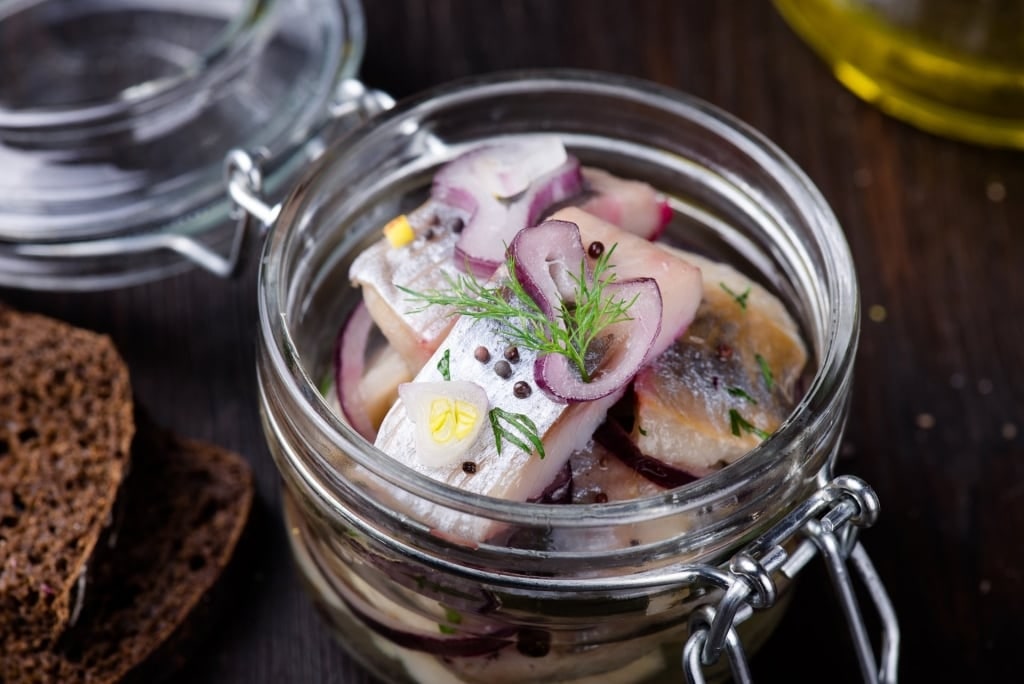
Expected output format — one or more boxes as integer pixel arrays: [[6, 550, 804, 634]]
[[397, 381, 490, 467]]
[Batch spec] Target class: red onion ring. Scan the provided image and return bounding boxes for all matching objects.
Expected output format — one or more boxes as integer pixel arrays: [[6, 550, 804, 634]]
[[593, 419, 699, 489], [433, 139, 584, 275], [534, 278, 662, 403], [334, 302, 377, 441]]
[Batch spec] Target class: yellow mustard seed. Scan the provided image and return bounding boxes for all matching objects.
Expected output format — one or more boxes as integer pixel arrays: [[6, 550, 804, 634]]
[[384, 214, 415, 248]]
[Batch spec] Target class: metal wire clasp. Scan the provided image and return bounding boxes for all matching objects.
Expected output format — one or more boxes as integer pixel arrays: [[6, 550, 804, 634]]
[[208, 148, 279, 278], [220, 80, 395, 277], [682, 476, 900, 684]]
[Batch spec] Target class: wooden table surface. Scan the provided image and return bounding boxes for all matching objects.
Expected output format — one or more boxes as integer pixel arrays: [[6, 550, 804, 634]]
[[4, 1, 1022, 682]]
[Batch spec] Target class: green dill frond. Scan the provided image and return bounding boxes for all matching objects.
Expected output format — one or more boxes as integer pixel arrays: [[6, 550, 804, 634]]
[[400, 244, 635, 383], [489, 407, 545, 459], [720, 282, 751, 310]]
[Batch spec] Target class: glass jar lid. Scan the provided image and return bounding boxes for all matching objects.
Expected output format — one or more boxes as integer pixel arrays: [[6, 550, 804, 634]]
[[0, 0, 366, 290]]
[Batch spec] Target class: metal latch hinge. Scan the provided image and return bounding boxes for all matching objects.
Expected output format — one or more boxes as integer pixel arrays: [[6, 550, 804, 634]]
[[682, 475, 900, 684], [218, 81, 395, 278]]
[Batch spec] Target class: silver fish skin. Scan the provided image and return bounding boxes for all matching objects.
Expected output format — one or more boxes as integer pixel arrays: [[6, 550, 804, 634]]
[[373, 220, 703, 542], [351, 201, 465, 371], [632, 247, 808, 474], [374, 302, 626, 542]]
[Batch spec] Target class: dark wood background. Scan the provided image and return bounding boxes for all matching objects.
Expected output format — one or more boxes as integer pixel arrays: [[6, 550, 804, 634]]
[[5, 1, 1022, 681]]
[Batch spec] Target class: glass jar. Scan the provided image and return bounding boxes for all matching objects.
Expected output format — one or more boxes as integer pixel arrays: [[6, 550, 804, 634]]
[[256, 72, 897, 683], [775, 0, 1024, 148], [0, 0, 367, 290]]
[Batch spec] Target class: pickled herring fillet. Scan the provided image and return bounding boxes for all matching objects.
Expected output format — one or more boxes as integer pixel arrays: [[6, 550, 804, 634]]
[[373, 222, 702, 541], [351, 169, 673, 371], [530, 439, 700, 552], [374, 310, 627, 541], [354, 201, 465, 369], [632, 248, 808, 475]]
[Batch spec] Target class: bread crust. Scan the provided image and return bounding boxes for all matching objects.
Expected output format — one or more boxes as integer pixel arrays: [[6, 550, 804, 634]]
[[1, 420, 254, 683], [0, 307, 135, 653]]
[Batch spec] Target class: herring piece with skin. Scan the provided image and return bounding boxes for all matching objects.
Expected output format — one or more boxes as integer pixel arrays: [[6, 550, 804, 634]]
[[539, 440, 693, 551], [352, 200, 465, 371], [350, 166, 673, 372], [373, 219, 702, 541], [375, 304, 625, 541], [570, 441, 668, 505], [631, 247, 808, 475]]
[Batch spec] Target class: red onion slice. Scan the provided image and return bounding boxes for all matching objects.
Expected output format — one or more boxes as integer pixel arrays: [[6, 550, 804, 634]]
[[654, 199, 673, 240], [334, 303, 377, 441], [507, 219, 664, 402], [433, 138, 584, 275], [508, 219, 588, 318], [594, 419, 699, 490], [534, 277, 662, 402]]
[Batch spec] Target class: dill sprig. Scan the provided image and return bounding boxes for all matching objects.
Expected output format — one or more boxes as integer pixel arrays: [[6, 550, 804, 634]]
[[754, 353, 775, 391], [720, 282, 751, 310], [437, 349, 451, 381], [728, 409, 771, 440], [489, 407, 546, 459], [400, 244, 636, 383], [726, 386, 758, 404]]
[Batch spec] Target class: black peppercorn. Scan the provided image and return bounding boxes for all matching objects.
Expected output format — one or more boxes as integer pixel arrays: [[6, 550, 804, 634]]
[[587, 241, 605, 258], [474, 346, 491, 363], [462, 461, 478, 474], [504, 345, 520, 363], [494, 360, 512, 379], [513, 381, 532, 398], [449, 216, 465, 233]]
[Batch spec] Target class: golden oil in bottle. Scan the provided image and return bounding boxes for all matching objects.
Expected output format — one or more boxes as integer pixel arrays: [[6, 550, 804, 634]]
[[775, 0, 1024, 148]]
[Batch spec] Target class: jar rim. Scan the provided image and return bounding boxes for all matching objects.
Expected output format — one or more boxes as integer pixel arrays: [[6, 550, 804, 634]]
[[260, 69, 859, 531], [0, 0, 274, 128], [0, 0, 367, 291]]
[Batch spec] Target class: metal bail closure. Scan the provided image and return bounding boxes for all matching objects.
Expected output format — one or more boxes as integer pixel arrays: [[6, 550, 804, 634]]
[[219, 148, 281, 278], [221, 81, 395, 278], [682, 476, 900, 684]]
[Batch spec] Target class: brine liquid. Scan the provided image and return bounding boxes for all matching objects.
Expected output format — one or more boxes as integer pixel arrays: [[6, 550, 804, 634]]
[[775, 0, 1024, 148]]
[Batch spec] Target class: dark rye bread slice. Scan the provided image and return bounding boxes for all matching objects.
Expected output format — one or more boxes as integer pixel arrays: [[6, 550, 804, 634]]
[[0, 306, 134, 652], [2, 422, 253, 683]]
